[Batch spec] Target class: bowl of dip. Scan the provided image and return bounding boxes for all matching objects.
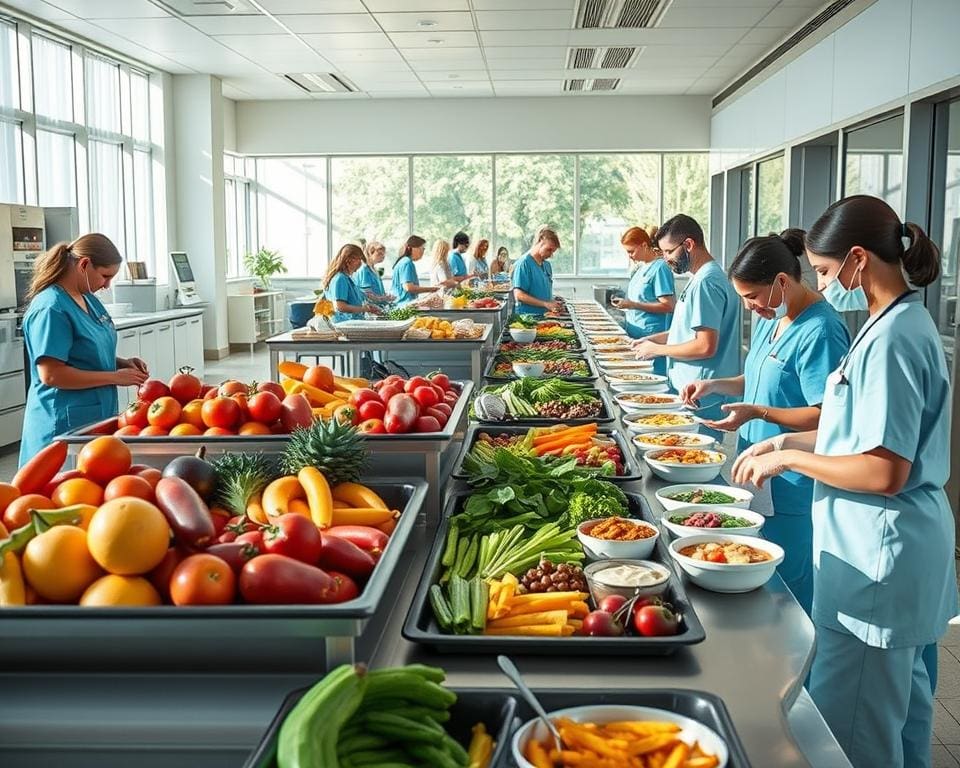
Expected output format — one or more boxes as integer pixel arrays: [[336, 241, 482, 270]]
[[583, 559, 671, 603], [577, 517, 660, 560]]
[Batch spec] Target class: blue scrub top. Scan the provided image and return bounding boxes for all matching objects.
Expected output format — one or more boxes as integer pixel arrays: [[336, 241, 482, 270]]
[[666, 260, 740, 412], [470, 257, 489, 278], [512, 252, 553, 315], [738, 301, 850, 516], [327, 271, 367, 323], [624, 258, 674, 339], [391, 256, 420, 305], [21, 285, 119, 466], [813, 294, 958, 648], [353, 262, 385, 298], [449, 251, 467, 277]]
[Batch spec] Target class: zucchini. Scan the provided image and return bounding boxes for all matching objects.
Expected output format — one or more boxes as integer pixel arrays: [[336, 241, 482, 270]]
[[440, 523, 459, 568], [469, 577, 488, 632], [449, 575, 471, 632], [429, 584, 454, 632]]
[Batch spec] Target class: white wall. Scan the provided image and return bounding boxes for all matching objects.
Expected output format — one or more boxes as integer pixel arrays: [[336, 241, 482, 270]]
[[223, 96, 237, 153], [710, 0, 960, 168], [236, 95, 711, 155]]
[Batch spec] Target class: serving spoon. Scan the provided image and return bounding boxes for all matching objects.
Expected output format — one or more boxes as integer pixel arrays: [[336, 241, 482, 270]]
[[497, 654, 563, 748]]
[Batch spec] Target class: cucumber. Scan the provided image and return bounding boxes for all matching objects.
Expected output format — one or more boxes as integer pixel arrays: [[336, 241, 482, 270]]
[[469, 578, 488, 632], [429, 585, 454, 632]]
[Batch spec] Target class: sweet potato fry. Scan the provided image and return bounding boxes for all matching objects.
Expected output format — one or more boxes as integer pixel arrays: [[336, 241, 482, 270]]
[[662, 742, 688, 768], [684, 758, 719, 768], [487, 610, 569, 628], [484, 624, 566, 636]]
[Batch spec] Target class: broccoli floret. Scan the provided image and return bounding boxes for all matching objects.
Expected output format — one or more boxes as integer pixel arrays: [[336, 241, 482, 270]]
[[562, 491, 625, 528]]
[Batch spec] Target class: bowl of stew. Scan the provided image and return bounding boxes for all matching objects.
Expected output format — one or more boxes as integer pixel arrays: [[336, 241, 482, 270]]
[[644, 448, 726, 483], [668, 534, 784, 593]]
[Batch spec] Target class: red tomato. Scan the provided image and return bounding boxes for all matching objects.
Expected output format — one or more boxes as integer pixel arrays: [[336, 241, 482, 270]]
[[705, 549, 727, 564], [139, 426, 169, 437], [443, 391, 459, 406], [412, 385, 440, 409], [114, 425, 141, 436], [428, 373, 450, 391], [357, 418, 386, 434], [263, 514, 324, 565], [632, 604, 679, 637], [147, 396, 182, 429], [432, 402, 453, 418], [239, 555, 338, 604], [168, 367, 202, 404], [247, 391, 282, 425], [137, 378, 170, 403], [224, 515, 259, 535], [357, 400, 386, 421], [236, 530, 264, 549], [319, 534, 376, 579], [385, 394, 419, 434], [414, 415, 441, 433], [280, 393, 313, 432], [201, 396, 241, 429], [203, 387, 219, 401], [209, 507, 232, 537], [230, 392, 251, 423], [348, 388, 381, 408], [377, 383, 403, 403], [404, 376, 431, 394], [332, 404, 358, 426], [424, 406, 448, 427], [327, 571, 360, 603], [170, 554, 237, 606], [218, 380, 248, 398], [205, 541, 260, 574], [204, 427, 234, 436], [256, 381, 286, 400], [380, 375, 405, 389], [116, 412, 128, 429], [123, 400, 151, 429]]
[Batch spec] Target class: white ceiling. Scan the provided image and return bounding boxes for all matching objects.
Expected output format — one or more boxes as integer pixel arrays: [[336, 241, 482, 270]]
[[1, 0, 830, 100]]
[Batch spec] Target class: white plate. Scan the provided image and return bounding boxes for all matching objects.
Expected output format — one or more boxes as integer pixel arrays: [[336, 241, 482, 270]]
[[656, 484, 754, 511], [643, 448, 726, 483], [632, 432, 717, 451], [615, 392, 684, 412], [623, 411, 699, 433], [513, 704, 729, 768], [598, 360, 658, 371], [591, 343, 633, 352], [669, 534, 783, 593], [609, 381, 669, 394]]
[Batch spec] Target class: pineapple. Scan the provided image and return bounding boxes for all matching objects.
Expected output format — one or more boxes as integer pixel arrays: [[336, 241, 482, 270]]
[[212, 453, 276, 517], [280, 419, 369, 485]]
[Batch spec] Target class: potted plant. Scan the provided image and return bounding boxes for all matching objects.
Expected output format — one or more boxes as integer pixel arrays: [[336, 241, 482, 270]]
[[243, 247, 287, 290]]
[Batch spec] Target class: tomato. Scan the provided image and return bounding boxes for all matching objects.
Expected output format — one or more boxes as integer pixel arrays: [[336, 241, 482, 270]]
[[348, 388, 380, 408], [632, 604, 679, 637], [114, 425, 141, 436], [280, 394, 313, 432], [168, 367, 202, 405], [204, 427, 234, 436], [137, 468, 162, 488], [137, 379, 170, 403], [412, 385, 440, 409], [230, 392, 251, 423], [705, 549, 727, 564], [332, 404, 357, 426], [380, 375, 405, 389], [428, 372, 450, 391], [148, 547, 184, 601], [170, 554, 236, 606], [384, 393, 419, 434], [123, 400, 151, 429], [324, 525, 388, 559], [414, 415, 441, 433], [247, 391, 282, 425], [357, 400, 386, 421], [225, 515, 259, 535], [424, 406, 448, 427], [203, 387, 219, 401], [357, 418, 386, 434], [598, 594, 628, 614], [443, 392, 459, 407], [139, 426, 169, 437], [327, 571, 360, 603], [147, 397, 182, 429], [78, 435, 132, 484], [116, 412, 128, 429], [236, 530, 264, 549], [169, 423, 202, 436], [432, 402, 452, 418], [404, 376, 431, 394], [256, 381, 286, 400], [104, 474, 155, 503], [41, 469, 85, 498], [180, 399, 205, 429], [377, 383, 403, 403], [201, 396, 241, 429], [318, 534, 376, 580], [218, 380, 249, 398], [239, 554, 338, 604], [205, 542, 260, 574], [263, 514, 324, 565], [238, 421, 272, 435]]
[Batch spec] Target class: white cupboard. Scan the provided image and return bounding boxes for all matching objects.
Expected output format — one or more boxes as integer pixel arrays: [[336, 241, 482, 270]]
[[155, 322, 176, 382]]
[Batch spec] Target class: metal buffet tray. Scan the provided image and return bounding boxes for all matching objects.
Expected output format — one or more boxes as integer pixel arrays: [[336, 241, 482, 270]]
[[402, 491, 706, 655], [498, 329, 585, 354], [450, 423, 642, 483], [482, 353, 598, 383], [243, 687, 517, 768], [501, 688, 752, 768], [471, 386, 616, 426]]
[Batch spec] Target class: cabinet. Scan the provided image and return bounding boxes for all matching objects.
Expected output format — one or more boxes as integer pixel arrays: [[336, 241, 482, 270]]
[[227, 290, 285, 350], [116, 328, 141, 410], [186, 316, 204, 374], [155, 323, 175, 382]]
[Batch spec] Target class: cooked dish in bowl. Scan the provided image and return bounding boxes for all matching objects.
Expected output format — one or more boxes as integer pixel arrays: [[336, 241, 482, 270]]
[[582, 517, 656, 542], [666, 488, 739, 505], [633, 413, 696, 428], [618, 393, 678, 405], [649, 449, 723, 465], [634, 433, 712, 448], [679, 541, 772, 564]]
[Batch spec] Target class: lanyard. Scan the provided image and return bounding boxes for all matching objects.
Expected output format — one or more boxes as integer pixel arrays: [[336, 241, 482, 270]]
[[832, 290, 914, 386]]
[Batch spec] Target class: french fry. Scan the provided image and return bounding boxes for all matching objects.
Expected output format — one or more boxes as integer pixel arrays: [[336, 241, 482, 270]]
[[607, 722, 681, 736], [570, 600, 590, 617], [661, 742, 688, 768], [507, 590, 588, 606], [684, 758, 719, 768], [627, 734, 679, 756], [487, 610, 570, 628], [484, 624, 566, 637], [525, 738, 553, 768]]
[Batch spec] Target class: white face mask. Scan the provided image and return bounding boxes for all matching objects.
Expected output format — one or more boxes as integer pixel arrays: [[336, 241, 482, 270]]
[[822, 252, 868, 313], [767, 280, 787, 320]]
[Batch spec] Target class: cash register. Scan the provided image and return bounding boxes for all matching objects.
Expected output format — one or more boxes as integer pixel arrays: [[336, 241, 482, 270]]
[[170, 251, 203, 306]]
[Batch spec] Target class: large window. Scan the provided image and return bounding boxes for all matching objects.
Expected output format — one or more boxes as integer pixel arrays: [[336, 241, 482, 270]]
[[935, 98, 960, 371], [578, 154, 660, 276], [495, 154, 575, 275], [36, 129, 76, 206], [663, 153, 710, 240], [85, 54, 121, 134], [0, 20, 19, 109], [0, 120, 24, 204], [133, 149, 153, 267], [130, 71, 150, 144], [413, 155, 492, 248], [331, 156, 408, 265], [32, 35, 73, 122], [88, 139, 125, 249], [844, 114, 904, 212], [756, 154, 785, 235]]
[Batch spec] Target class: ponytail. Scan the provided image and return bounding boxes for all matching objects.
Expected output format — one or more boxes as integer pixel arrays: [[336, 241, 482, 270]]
[[901, 221, 940, 287], [27, 233, 122, 301], [729, 228, 805, 284]]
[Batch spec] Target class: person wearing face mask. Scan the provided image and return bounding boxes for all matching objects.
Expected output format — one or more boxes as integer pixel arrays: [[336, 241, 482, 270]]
[[512, 227, 562, 315], [680, 229, 849, 613], [353, 241, 393, 303], [20, 234, 149, 467], [733, 196, 957, 768], [631, 215, 740, 435], [610, 226, 675, 376]]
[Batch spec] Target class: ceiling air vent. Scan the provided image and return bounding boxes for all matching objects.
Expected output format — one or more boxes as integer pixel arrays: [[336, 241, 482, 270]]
[[566, 46, 641, 70], [564, 79, 586, 92], [284, 72, 356, 94], [574, 0, 670, 29], [600, 46, 640, 68], [591, 78, 621, 91], [567, 47, 597, 69]]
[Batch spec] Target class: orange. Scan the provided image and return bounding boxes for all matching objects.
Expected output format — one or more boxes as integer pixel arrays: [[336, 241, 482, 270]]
[[51, 477, 104, 508], [0, 483, 19, 515], [139, 426, 169, 437], [22, 526, 102, 602], [80, 574, 162, 607], [77, 436, 132, 485], [137, 468, 162, 489], [87, 498, 171, 575], [170, 423, 202, 436], [71, 504, 98, 530], [303, 365, 334, 392], [2, 493, 54, 531], [238, 421, 271, 435], [103, 475, 155, 503], [180, 399, 205, 429]]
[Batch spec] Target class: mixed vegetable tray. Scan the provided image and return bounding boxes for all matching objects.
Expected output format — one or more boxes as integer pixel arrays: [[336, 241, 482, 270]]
[[482, 353, 598, 382], [471, 379, 615, 425]]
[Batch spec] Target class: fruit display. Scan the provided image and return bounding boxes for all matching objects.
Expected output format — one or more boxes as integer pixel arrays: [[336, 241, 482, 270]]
[[274, 664, 495, 768], [490, 357, 590, 379], [474, 379, 604, 421], [405, 317, 486, 340], [0, 430, 411, 608], [467, 424, 626, 476]]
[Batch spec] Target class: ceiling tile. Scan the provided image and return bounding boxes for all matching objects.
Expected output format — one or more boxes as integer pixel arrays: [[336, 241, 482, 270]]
[[337, 63, 415, 77], [739, 26, 791, 45], [402, 46, 481, 60], [388, 30, 479, 47], [216, 33, 307, 54], [475, 10, 573, 30], [474, 0, 574, 8], [278, 14, 380, 33], [366, 89, 430, 98], [668, 0, 776, 6], [1, 0, 75, 21], [46, 0, 169, 18], [300, 32, 395, 50], [491, 69, 566, 80], [487, 58, 565, 70], [364, 0, 468, 10], [240, 49, 331, 72], [641, 43, 741, 57], [483, 45, 569, 60], [492, 80, 564, 93], [418, 70, 490, 82], [375, 11, 474, 33], [169, 45, 269, 77], [187, 15, 279, 35], [224, 74, 306, 97], [324, 48, 405, 63], [85, 17, 213, 53], [408, 57, 485, 71], [480, 30, 572, 46], [56, 17, 194, 71], [758, 5, 817, 26], [222, 82, 253, 99], [258, 0, 366, 11], [427, 82, 494, 96], [632, 54, 720, 70], [659, 5, 770, 27], [351, 77, 423, 89], [346, 70, 420, 84]]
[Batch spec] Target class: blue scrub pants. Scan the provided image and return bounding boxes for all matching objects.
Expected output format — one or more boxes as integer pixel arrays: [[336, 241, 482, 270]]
[[810, 625, 933, 768], [760, 511, 812, 615]]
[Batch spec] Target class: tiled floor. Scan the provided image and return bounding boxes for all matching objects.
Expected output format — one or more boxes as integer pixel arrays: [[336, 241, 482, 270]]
[[5, 345, 960, 764]]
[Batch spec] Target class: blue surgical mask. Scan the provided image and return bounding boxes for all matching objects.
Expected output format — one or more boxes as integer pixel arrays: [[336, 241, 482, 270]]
[[767, 280, 787, 320], [668, 247, 690, 275], [823, 252, 868, 313]]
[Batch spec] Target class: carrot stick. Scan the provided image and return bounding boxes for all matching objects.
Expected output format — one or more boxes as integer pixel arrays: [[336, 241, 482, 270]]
[[531, 423, 596, 446], [541, 441, 592, 457], [533, 434, 597, 456]]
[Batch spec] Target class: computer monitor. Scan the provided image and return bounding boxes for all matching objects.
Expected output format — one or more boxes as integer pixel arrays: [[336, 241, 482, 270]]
[[170, 251, 202, 305]]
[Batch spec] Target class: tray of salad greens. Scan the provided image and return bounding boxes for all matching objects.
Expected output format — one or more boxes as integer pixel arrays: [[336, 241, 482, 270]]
[[471, 379, 615, 425]]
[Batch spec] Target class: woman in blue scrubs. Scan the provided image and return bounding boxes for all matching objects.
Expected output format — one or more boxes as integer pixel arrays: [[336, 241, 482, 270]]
[[733, 196, 957, 768], [353, 241, 393, 303], [611, 226, 674, 376], [682, 229, 849, 614], [324, 244, 381, 323], [391, 235, 437, 306], [512, 227, 561, 316], [468, 239, 490, 279], [20, 234, 149, 466], [632, 215, 740, 437]]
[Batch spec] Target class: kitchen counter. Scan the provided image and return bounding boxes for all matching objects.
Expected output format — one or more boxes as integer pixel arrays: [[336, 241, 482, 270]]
[[112, 307, 204, 330]]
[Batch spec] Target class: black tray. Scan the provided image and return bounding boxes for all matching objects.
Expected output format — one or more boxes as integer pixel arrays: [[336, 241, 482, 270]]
[[402, 492, 706, 655], [499, 329, 585, 354], [450, 423, 642, 483], [499, 688, 752, 768], [243, 686, 517, 768], [483, 353, 598, 383], [471, 386, 616, 426]]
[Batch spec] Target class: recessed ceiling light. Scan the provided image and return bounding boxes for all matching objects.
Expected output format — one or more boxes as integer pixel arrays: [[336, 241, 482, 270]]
[[427, 38, 444, 45], [417, 19, 438, 28]]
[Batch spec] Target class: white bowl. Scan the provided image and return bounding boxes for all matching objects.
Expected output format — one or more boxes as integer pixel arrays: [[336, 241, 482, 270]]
[[583, 559, 671, 604], [623, 411, 699, 434], [577, 518, 660, 560], [661, 506, 766, 539], [598, 360, 658, 372], [509, 328, 537, 343], [644, 448, 726, 483], [669, 534, 784, 593], [512, 704, 729, 768], [656, 484, 754, 512], [632, 432, 717, 451], [615, 393, 684, 412], [512, 361, 545, 378], [609, 381, 670, 394]]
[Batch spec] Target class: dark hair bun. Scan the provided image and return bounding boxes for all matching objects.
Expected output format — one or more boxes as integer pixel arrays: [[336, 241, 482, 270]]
[[778, 228, 806, 259]]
